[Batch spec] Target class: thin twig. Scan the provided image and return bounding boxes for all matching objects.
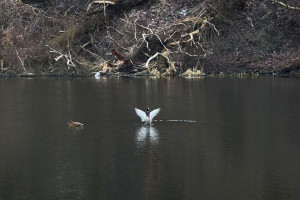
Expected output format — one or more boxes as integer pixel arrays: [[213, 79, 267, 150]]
[[106, 31, 129, 51]]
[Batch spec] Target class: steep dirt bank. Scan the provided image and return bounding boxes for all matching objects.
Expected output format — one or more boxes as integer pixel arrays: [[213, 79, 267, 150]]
[[202, 0, 300, 76], [0, 0, 299, 77]]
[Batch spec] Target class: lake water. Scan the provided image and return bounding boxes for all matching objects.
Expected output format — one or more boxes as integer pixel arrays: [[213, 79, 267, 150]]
[[0, 77, 299, 200]]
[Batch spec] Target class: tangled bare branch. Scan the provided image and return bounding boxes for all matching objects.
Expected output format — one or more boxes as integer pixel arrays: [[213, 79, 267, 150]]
[[46, 45, 77, 74]]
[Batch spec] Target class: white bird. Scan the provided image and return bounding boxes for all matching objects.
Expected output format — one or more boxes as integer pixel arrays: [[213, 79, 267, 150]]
[[94, 72, 100, 79], [135, 107, 161, 125]]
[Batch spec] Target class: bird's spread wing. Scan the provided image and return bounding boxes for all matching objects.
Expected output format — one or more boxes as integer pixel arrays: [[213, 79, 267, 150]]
[[150, 108, 160, 120], [135, 108, 147, 122]]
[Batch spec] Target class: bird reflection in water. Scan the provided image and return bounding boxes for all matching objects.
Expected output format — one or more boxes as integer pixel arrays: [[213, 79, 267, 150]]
[[136, 126, 161, 199], [136, 126, 159, 148]]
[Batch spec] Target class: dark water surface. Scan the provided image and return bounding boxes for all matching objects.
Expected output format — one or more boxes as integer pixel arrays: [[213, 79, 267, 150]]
[[0, 77, 299, 200]]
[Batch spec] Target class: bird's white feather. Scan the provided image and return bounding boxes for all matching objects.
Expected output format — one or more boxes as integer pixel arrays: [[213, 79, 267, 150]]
[[150, 108, 160, 120], [135, 108, 161, 124], [135, 108, 147, 122]]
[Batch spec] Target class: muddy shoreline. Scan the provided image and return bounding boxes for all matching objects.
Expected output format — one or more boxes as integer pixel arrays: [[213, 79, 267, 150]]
[[1, 68, 299, 78]]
